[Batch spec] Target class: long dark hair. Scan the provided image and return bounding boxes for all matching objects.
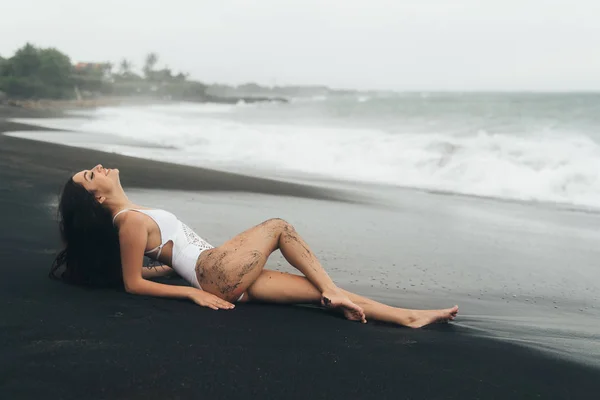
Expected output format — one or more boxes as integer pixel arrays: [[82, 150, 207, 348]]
[[50, 177, 123, 288]]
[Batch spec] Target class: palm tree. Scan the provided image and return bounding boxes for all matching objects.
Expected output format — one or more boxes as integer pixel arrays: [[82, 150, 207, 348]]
[[143, 52, 158, 80], [119, 59, 132, 75]]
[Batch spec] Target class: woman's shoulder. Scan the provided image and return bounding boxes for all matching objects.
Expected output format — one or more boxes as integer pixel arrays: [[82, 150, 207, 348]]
[[114, 210, 148, 230], [116, 212, 149, 249]]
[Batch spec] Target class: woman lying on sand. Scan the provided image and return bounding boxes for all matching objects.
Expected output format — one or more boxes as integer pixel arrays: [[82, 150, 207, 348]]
[[50, 164, 458, 328]]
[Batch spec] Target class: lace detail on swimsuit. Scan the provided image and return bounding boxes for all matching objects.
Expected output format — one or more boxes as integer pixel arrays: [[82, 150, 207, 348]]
[[182, 223, 213, 251]]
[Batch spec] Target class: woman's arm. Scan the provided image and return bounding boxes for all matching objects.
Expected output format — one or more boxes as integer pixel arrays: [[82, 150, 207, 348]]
[[117, 214, 234, 309], [128, 279, 233, 309], [142, 264, 175, 279], [118, 214, 192, 298]]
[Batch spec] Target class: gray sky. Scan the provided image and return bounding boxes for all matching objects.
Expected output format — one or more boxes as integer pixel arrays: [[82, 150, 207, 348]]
[[2, 0, 599, 91]]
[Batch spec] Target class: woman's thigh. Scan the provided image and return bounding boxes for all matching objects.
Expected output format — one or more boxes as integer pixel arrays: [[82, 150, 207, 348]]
[[195, 220, 281, 302], [245, 270, 321, 304]]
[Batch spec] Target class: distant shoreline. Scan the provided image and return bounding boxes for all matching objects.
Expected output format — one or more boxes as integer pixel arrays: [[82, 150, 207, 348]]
[[0, 96, 164, 111], [0, 94, 288, 112]]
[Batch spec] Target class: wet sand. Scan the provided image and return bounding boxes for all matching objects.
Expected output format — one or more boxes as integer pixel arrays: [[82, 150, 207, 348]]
[[1, 110, 599, 399]]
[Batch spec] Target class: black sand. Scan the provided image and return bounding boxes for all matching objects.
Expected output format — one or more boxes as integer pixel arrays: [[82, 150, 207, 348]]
[[1, 113, 599, 399]]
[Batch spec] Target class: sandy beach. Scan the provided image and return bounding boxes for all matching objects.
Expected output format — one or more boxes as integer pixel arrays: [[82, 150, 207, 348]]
[[1, 107, 599, 399]]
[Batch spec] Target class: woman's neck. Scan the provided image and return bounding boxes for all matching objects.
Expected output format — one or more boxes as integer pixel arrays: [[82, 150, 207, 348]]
[[104, 193, 137, 215]]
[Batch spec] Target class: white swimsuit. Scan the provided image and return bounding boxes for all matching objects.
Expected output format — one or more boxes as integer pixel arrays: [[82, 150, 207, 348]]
[[112, 208, 213, 289]]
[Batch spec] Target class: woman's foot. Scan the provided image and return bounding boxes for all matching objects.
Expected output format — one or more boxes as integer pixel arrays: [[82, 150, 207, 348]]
[[406, 305, 459, 328], [321, 289, 367, 323]]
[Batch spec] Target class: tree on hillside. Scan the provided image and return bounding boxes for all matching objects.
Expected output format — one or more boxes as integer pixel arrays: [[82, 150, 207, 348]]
[[154, 66, 173, 82], [1, 43, 39, 77], [37, 48, 73, 87], [143, 52, 159, 80], [119, 58, 132, 75], [175, 72, 188, 81], [0, 43, 73, 98]]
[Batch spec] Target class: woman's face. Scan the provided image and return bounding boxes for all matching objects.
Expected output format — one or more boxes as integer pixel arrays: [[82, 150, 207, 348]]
[[73, 164, 121, 203]]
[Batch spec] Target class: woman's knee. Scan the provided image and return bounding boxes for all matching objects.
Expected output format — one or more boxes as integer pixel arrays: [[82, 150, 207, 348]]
[[262, 218, 294, 232]]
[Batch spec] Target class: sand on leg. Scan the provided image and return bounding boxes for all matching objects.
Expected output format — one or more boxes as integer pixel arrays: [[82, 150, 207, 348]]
[[197, 218, 366, 322]]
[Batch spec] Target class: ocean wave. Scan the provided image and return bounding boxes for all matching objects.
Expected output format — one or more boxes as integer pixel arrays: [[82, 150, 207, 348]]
[[13, 103, 600, 209]]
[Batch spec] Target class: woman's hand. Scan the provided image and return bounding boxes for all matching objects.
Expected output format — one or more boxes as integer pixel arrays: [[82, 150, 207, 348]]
[[188, 290, 235, 310]]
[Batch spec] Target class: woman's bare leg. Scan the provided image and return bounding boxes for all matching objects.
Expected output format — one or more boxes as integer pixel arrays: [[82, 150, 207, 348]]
[[197, 218, 366, 322], [242, 270, 459, 328]]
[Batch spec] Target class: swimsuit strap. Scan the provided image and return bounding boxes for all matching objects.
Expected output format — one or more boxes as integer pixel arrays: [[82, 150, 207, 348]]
[[146, 243, 165, 258], [112, 208, 134, 224]]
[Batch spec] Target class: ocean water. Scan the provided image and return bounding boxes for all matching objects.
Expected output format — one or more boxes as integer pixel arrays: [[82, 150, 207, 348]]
[[12, 92, 600, 210]]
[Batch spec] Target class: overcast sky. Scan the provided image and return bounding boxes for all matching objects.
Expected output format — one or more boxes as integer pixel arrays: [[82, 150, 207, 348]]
[[2, 0, 599, 91]]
